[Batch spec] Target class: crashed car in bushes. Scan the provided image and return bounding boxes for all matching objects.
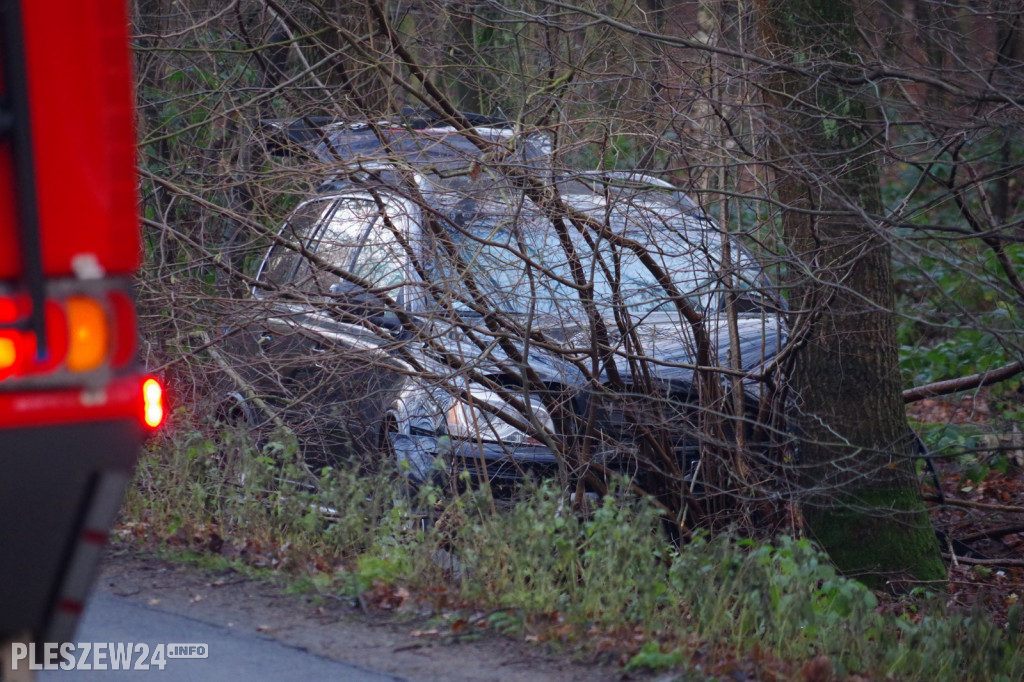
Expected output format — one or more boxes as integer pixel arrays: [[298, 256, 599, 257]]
[[222, 114, 786, 494]]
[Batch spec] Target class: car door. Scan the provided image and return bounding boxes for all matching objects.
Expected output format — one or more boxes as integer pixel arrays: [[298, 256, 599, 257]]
[[228, 195, 414, 464]]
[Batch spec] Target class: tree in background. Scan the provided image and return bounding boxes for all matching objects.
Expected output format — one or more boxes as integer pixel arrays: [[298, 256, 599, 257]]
[[754, 0, 946, 587]]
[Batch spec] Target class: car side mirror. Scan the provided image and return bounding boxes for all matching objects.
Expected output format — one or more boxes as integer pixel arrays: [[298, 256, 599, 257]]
[[329, 281, 402, 332]]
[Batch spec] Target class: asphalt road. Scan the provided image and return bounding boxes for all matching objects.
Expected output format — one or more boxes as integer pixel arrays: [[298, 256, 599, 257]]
[[35, 593, 405, 681], [18, 552, 622, 682]]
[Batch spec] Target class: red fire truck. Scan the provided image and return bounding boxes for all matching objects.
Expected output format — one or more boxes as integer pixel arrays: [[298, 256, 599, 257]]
[[1, 0, 163, 651]]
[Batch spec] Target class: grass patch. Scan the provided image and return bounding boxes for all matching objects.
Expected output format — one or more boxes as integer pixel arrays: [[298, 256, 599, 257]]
[[121, 419, 1024, 681]]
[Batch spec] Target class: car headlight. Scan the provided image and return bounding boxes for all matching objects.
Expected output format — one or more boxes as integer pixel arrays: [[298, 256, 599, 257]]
[[445, 388, 553, 444]]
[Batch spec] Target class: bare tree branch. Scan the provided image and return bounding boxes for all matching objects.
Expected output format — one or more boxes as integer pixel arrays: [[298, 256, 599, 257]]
[[904, 360, 1024, 403]]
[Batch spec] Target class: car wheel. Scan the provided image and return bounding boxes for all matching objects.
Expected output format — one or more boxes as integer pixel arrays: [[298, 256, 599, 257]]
[[214, 391, 257, 427], [213, 392, 271, 455]]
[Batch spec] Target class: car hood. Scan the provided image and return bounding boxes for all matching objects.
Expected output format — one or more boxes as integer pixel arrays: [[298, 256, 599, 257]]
[[257, 302, 784, 397], [427, 311, 785, 395]]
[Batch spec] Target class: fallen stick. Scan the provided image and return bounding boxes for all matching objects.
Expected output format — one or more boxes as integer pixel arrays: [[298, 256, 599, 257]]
[[941, 553, 1024, 568], [957, 523, 1024, 544], [923, 494, 1024, 515], [195, 330, 286, 431]]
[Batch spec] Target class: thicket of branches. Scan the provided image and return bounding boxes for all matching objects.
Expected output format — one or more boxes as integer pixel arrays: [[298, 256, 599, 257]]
[[133, 0, 1023, 562]]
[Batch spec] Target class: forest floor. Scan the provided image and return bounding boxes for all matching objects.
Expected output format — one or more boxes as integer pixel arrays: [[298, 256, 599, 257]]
[[909, 389, 1024, 628]]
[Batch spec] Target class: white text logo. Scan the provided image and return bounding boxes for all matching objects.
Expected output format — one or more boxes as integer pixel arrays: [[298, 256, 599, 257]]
[[9, 642, 210, 670], [166, 643, 209, 659]]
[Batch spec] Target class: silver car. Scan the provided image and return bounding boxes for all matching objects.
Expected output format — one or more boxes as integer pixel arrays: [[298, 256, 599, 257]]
[[225, 117, 785, 493]]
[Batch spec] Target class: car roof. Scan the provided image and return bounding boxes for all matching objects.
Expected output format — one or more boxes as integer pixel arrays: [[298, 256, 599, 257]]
[[262, 114, 707, 226], [261, 116, 552, 169]]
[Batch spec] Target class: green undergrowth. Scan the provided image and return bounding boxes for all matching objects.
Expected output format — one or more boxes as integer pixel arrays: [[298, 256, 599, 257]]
[[121, 420, 1024, 681]]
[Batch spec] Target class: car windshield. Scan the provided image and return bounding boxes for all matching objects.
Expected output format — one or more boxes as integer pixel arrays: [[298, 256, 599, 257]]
[[430, 194, 731, 317], [259, 187, 764, 319]]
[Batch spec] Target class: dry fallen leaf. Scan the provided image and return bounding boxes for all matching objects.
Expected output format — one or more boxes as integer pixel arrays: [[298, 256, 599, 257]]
[[800, 654, 832, 682]]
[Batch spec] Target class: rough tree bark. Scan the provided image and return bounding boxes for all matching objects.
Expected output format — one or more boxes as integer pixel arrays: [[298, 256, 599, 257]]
[[754, 0, 946, 589]]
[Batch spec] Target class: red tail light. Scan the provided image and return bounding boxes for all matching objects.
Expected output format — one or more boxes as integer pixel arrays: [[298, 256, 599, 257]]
[[142, 377, 164, 429]]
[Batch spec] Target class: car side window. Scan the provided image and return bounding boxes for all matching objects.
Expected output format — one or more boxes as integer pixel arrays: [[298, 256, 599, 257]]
[[259, 198, 337, 289], [259, 198, 383, 296], [349, 220, 407, 292]]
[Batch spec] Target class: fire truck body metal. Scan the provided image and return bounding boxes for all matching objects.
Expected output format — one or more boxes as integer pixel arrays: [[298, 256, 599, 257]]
[[1, 0, 157, 646]]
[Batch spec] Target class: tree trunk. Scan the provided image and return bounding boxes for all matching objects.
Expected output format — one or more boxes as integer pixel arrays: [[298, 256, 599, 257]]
[[755, 0, 946, 589]]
